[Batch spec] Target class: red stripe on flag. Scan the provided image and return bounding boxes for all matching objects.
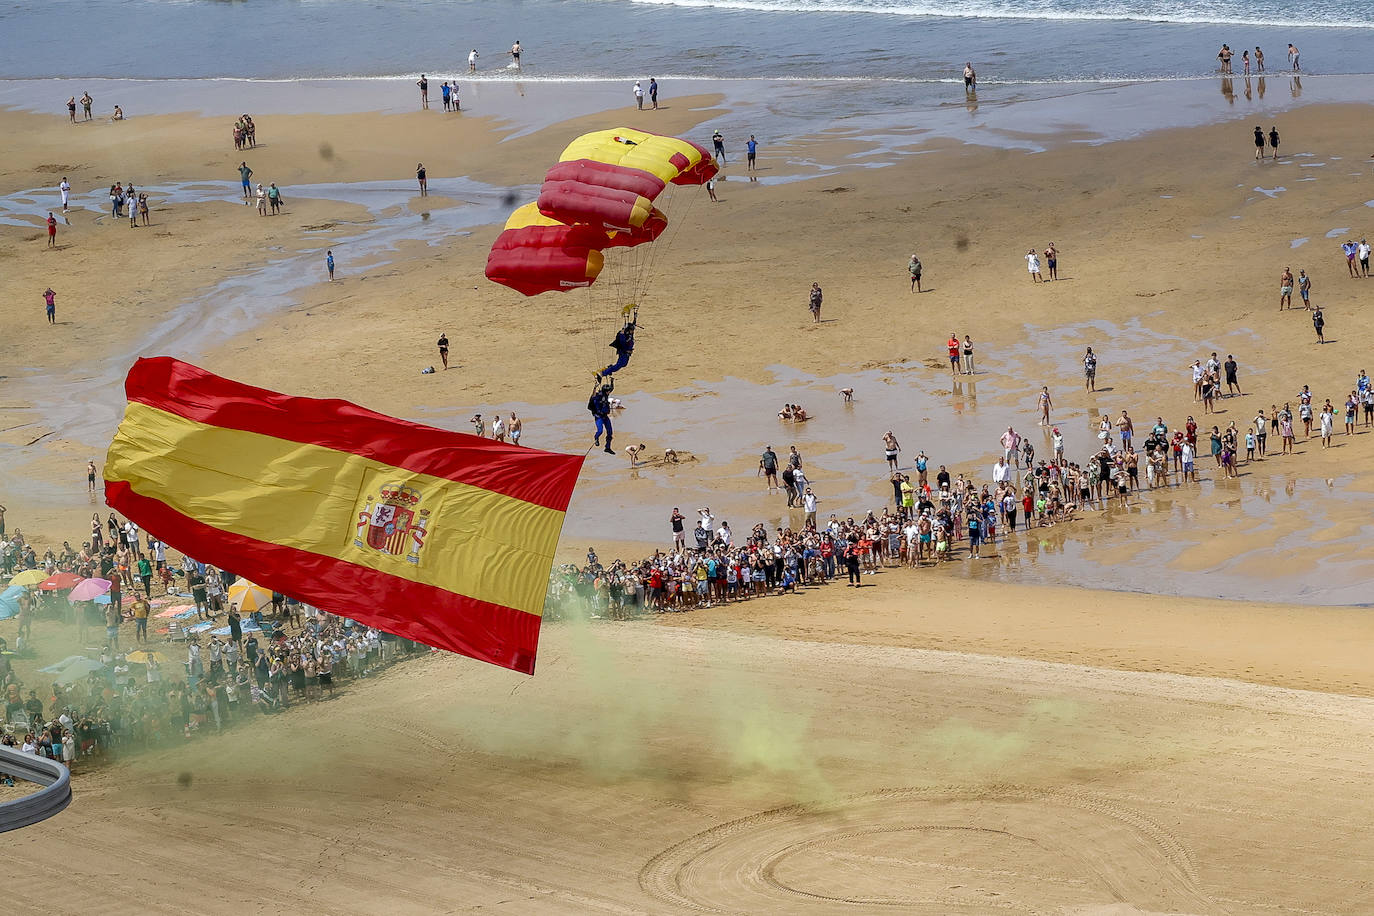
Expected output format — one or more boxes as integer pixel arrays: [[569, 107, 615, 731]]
[[106, 480, 542, 675], [124, 358, 582, 512]]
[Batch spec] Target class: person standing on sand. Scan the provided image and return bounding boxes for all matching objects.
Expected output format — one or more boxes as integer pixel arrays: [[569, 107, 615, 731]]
[[81, 91, 93, 120], [649, 77, 658, 109], [1312, 306, 1325, 344], [1044, 242, 1058, 280], [46, 212, 57, 248], [705, 175, 718, 202], [908, 253, 922, 292], [59, 177, 70, 213], [256, 183, 267, 216], [268, 182, 282, 214], [1254, 125, 1266, 160], [1025, 248, 1041, 281], [962, 335, 975, 374], [746, 134, 758, 171], [436, 332, 449, 369], [1037, 386, 1053, 425], [509, 412, 521, 445], [1298, 270, 1311, 308], [1268, 125, 1281, 159], [712, 130, 725, 163], [43, 287, 56, 324], [417, 75, 429, 109], [416, 163, 427, 196], [633, 82, 644, 110], [87, 460, 98, 493], [441, 82, 451, 111], [808, 282, 823, 323], [1084, 346, 1098, 391], [67, 96, 76, 122], [1360, 238, 1371, 277], [239, 161, 253, 199], [1342, 239, 1359, 277], [326, 250, 335, 281], [1279, 266, 1293, 309], [947, 332, 961, 376], [1224, 354, 1241, 395]]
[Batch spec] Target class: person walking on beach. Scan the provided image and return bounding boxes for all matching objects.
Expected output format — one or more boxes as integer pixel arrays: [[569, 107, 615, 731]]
[[238, 161, 253, 199], [1279, 266, 1293, 309], [416, 163, 427, 196], [712, 130, 725, 163], [1084, 346, 1098, 391], [81, 91, 93, 120], [908, 253, 922, 292], [1312, 306, 1325, 344], [256, 183, 267, 216], [1255, 46, 1265, 72], [326, 250, 335, 281], [963, 62, 976, 92], [1287, 43, 1300, 72], [746, 134, 758, 171], [417, 75, 429, 109], [649, 77, 658, 109], [1037, 386, 1053, 425], [1343, 239, 1359, 277], [437, 332, 449, 369], [705, 175, 718, 202], [1268, 125, 1281, 159], [633, 82, 644, 110], [59, 177, 70, 213], [1298, 269, 1311, 308], [468, 49, 479, 72], [1025, 248, 1042, 281], [267, 182, 282, 214], [43, 287, 56, 324], [1254, 125, 1266, 160], [46, 212, 57, 248], [808, 282, 823, 323]]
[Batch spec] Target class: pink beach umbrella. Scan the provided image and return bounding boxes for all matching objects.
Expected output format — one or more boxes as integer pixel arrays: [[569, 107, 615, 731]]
[[69, 577, 112, 601]]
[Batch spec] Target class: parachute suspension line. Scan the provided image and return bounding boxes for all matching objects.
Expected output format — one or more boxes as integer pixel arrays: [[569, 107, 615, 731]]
[[636, 181, 700, 311]]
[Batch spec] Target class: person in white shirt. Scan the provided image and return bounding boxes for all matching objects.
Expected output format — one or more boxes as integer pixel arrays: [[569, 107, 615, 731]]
[[716, 521, 733, 547], [802, 489, 818, 525], [1025, 248, 1041, 281], [59, 178, 70, 212], [633, 81, 644, 110], [698, 507, 714, 532], [468, 49, 479, 71], [991, 457, 1011, 484]]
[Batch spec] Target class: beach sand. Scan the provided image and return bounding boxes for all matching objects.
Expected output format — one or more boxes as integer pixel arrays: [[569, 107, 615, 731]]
[[2, 85, 1374, 911]]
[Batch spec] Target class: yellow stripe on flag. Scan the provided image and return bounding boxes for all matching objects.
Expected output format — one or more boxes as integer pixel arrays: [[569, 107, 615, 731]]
[[106, 402, 562, 616]]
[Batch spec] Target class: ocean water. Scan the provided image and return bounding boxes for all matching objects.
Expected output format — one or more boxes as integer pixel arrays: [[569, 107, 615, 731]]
[[1, 0, 1371, 83]]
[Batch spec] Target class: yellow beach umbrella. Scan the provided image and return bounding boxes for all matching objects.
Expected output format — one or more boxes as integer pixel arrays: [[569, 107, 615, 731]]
[[227, 581, 272, 613], [125, 650, 167, 665], [9, 569, 48, 587]]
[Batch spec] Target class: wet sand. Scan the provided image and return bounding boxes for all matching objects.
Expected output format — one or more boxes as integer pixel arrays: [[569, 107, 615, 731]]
[[2, 78, 1374, 912]]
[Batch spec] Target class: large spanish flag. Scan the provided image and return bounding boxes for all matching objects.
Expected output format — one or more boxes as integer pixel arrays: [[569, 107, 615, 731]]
[[104, 357, 583, 675]]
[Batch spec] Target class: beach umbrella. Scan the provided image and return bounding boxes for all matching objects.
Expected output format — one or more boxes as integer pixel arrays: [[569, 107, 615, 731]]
[[227, 582, 272, 613], [125, 650, 167, 665], [39, 572, 83, 591], [8, 569, 47, 587], [69, 577, 112, 601]]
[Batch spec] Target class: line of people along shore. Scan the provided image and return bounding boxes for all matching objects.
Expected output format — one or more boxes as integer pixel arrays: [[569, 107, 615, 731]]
[[548, 345, 1374, 618]]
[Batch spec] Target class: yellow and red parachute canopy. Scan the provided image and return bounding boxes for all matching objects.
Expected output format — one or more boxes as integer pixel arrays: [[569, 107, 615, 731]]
[[486, 128, 711, 298]]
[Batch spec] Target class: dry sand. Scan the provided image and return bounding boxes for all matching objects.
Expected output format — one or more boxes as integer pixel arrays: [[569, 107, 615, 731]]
[[2, 87, 1374, 913]]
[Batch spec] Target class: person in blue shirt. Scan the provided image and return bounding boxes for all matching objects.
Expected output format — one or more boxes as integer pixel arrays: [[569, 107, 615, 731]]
[[588, 378, 615, 454], [325, 250, 335, 281], [746, 135, 758, 171], [441, 82, 452, 111], [648, 77, 658, 110]]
